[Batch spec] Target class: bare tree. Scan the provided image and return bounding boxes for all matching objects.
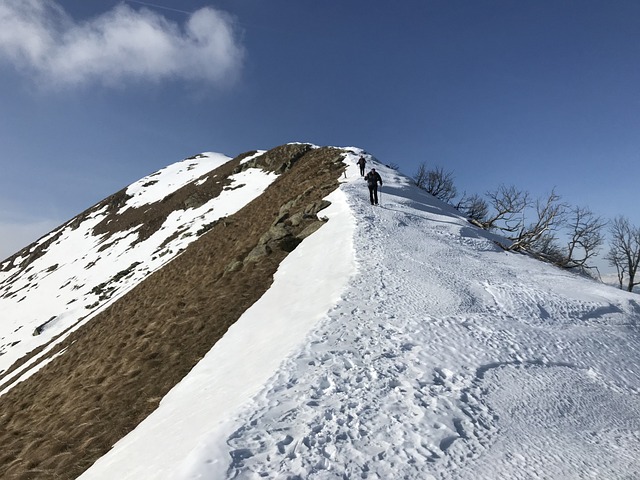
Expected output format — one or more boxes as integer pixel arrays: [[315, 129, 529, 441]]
[[508, 189, 566, 252], [426, 166, 457, 203], [413, 163, 457, 203], [413, 163, 428, 189], [606, 216, 640, 292], [562, 206, 607, 270], [456, 192, 489, 223], [531, 232, 565, 263], [460, 184, 607, 275], [607, 247, 627, 290], [482, 185, 530, 232]]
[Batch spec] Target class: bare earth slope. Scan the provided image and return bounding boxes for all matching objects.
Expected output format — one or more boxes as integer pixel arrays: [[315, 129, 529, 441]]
[[0, 144, 346, 479]]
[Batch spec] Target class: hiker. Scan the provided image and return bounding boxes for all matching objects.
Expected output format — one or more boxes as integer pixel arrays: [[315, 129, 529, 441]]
[[364, 168, 383, 205], [357, 155, 367, 176]]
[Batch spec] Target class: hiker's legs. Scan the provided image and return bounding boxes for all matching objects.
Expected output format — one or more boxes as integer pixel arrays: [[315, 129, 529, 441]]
[[368, 186, 375, 204], [373, 186, 378, 204]]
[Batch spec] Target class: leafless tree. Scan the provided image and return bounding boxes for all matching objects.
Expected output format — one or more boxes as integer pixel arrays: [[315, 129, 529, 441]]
[[562, 206, 607, 270], [605, 216, 640, 292], [413, 163, 457, 203], [426, 166, 457, 203], [508, 189, 566, 252], [607, 247, 627, 289], [456, 193, 489, 223], [481, 185, 530, 232], [458, 183, 607, 275], [529, 232, 566, 264], [413, 163, 428, 189]]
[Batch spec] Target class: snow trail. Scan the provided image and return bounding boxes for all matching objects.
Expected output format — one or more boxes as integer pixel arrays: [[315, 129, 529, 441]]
[[209, 167, 501, 478], [187, 157, 640, 479]]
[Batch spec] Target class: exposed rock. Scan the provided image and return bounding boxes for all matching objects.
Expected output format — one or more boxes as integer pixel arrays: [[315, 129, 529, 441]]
[[299, 220, 326, 240], [259, 224, 290, 245], [184, 192, 208, 210], [245, 244, 273, 262], [305, 200, 331, 216], [235, 143, 313, 174], [224, 260, 243, 274], [278, 235, 302, 253]]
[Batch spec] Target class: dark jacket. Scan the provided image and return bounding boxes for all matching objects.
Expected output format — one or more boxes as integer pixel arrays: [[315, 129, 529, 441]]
[[365, 170, 382, 187]]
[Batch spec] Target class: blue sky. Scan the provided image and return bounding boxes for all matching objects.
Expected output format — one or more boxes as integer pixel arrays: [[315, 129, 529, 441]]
[[1, 0, 639, 266]]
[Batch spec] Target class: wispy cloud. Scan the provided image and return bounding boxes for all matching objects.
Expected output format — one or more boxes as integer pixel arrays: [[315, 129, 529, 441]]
[[0, 0, 244, 88]]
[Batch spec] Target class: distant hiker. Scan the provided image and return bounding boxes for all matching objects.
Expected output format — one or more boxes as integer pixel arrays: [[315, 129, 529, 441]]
[[364, 168, 383, 205], [357, 156, 367, 176]]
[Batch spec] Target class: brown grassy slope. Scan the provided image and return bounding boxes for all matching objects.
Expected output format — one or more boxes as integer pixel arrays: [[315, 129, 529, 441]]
[[0, 150, 255, 282], [0, 145, 346, 479], [0, 153, 251, 388]]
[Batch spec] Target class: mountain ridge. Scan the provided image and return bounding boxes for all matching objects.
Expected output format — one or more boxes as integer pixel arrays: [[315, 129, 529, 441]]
[[82, 152, 640, 479], [0, 143, 346, 479], [1, 143, 639, 479]]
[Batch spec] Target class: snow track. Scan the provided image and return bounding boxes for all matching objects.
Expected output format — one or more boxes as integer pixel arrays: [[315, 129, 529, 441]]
[[208, 162, 640, 479]]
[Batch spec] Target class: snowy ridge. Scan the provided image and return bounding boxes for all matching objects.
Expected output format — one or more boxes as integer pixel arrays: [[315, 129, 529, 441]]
[[81, 152, 640, 479], [0, 151, 280, 394], [120, 153, 228, 212]]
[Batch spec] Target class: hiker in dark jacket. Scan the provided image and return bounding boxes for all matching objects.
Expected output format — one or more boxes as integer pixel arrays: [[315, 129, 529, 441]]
[[357, 156, 366, 176], [364, 168, 382, 205]]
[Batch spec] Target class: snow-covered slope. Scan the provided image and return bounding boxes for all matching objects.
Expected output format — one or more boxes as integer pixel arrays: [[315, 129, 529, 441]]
[[0, 150, 275, 394], [80, 153, 640, 479], [0, 143, 351, 479]]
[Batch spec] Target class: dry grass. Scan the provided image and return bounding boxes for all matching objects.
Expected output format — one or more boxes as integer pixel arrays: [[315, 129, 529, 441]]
[[0, 144, 345, 479]]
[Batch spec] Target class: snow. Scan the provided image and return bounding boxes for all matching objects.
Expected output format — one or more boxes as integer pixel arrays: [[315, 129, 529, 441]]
[[120, 153, 230, 213], [0, 152, 280, 393], [80, 152, 640, 479], [79, 187, 356, 479]]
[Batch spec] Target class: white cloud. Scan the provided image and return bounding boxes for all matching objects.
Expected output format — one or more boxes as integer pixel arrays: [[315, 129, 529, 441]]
[[0, 0, 244, 88]]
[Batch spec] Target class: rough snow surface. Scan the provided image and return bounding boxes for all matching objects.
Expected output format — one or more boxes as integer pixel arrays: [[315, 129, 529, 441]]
[[81, 152, 640, 479]]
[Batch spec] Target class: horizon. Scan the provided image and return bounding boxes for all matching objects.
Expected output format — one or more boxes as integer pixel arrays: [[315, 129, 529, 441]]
[[1, 0, 639, 273]]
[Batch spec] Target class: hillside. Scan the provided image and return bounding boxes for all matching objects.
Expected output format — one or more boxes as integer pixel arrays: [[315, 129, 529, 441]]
[[0, 144, 346, 478], [2, 144, 640, 479]]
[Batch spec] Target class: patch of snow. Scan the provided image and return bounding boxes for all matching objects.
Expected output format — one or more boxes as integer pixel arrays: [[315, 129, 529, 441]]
[[239, 150, 266, 165], [120, 152, 231, 213]]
